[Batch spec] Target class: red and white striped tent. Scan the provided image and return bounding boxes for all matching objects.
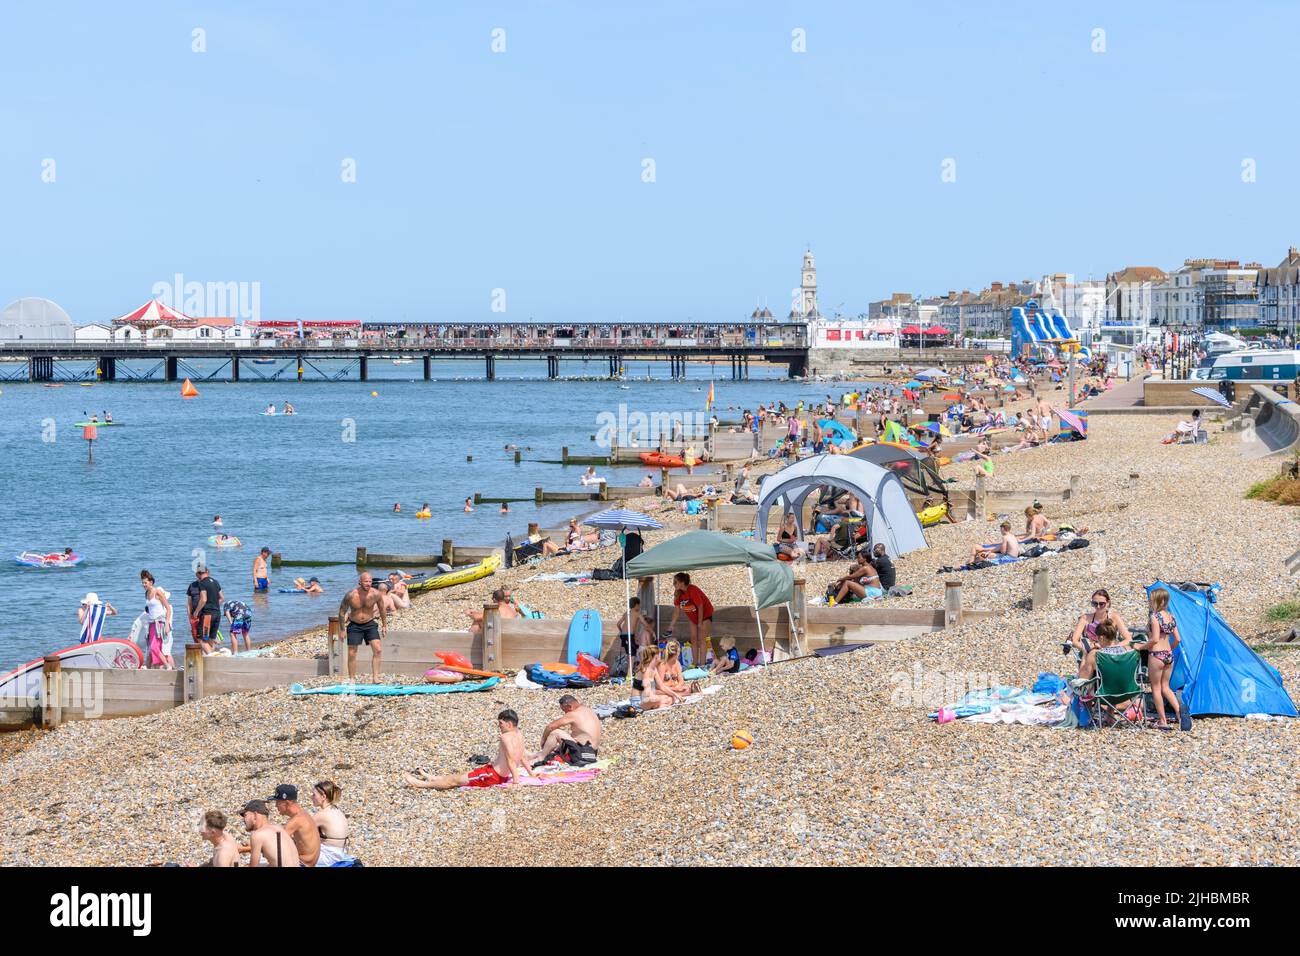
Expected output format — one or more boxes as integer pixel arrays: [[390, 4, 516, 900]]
[[111, 300, 233, 329]]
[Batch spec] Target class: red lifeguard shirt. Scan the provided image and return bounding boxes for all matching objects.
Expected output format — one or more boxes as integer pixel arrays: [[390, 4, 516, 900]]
[[674, 585, 714, 624]]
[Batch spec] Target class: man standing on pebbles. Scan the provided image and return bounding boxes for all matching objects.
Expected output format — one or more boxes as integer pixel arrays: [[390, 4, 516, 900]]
[[339, 571, 388, 683]]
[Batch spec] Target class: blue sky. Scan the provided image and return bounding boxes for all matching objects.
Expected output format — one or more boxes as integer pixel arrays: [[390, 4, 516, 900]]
[[3, 1, 1299, 323]]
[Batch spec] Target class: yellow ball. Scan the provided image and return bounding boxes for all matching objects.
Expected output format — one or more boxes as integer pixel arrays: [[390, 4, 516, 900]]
[[371, 391, 378, 397], [730, 730, 753, 750]]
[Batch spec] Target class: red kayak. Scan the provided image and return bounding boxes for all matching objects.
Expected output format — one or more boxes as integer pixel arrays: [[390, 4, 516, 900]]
[[639, 451, 686, 468]]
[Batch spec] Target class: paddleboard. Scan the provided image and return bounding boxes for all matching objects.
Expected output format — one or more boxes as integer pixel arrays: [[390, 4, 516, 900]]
[[0, 639, 143, 703], [565, 609, 602, 665], [73, 421, 120, 427]]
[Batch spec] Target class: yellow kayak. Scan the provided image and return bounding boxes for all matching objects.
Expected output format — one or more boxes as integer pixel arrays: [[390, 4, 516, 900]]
[[917, 503, 949, 527], [407, 554, 502, 594]]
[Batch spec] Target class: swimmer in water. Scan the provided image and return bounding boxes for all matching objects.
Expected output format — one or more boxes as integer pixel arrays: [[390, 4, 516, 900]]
[[393, 503, 401, 513], [265, 403, 276, 415], [213, 515, 223, 528], [500, 501, 510, 514], [464, 497, 473, 513], [283, 402, 295, 415]]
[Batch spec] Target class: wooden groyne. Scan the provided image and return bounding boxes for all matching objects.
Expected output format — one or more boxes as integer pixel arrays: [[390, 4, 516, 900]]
[[3, 580, 991, 730]]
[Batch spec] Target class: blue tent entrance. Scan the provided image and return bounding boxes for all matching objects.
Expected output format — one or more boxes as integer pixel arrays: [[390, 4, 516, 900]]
[[1147, 582, 1297, 718]]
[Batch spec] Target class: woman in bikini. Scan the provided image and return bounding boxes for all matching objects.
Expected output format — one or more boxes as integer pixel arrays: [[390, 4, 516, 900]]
[[658, 640, 700, 696], [636, 645, 681, 711], [1147, 587, 1188, 731], [310, 780, 352, 866], [774, 513, 806, 560], [1067, 589, 1132, 655]]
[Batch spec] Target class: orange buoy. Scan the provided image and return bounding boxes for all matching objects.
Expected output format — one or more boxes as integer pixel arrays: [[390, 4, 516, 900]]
[[82, 424, 98, 441], [181, 378, 199, 398]]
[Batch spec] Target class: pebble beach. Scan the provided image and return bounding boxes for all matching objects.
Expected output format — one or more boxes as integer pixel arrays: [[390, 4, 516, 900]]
[[2, 403, 1298, 867]]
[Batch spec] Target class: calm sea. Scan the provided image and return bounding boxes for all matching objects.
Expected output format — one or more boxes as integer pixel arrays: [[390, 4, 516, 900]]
[[0, 357, 839, 670]]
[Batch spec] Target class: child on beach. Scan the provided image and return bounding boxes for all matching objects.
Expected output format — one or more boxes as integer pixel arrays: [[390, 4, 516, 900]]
[[1147, 588, 1190, 731], [710, 635, 741, 675], [223, 599, 253, 653]]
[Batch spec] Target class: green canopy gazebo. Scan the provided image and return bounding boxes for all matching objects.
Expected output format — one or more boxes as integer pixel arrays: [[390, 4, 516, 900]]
[[625, 530, 795, 663]]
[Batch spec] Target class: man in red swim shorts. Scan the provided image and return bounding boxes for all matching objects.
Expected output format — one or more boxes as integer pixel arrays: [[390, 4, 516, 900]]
[[668, 572, 714, 669], [404, 710, 533, 790]]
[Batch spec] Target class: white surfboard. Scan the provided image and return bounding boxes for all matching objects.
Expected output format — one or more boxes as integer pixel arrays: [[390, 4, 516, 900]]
[[0, 639, 143, 703]]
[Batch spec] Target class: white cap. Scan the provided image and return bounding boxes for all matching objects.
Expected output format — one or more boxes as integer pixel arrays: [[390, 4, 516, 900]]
[[81, 592, 100, 606]]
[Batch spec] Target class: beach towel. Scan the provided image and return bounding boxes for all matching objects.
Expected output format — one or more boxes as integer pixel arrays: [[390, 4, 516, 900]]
[[79, 602, 107, 644], [927, 686, 1057, 722], [290, 677, 500, 697], [461, 759, 611, 789]]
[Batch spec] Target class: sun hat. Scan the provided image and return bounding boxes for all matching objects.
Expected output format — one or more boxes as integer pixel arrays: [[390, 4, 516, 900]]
[[80, 592, 100, 606]]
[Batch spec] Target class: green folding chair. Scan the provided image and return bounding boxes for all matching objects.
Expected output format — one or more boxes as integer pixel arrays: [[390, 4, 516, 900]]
[[1089, 650, 1145, 729]]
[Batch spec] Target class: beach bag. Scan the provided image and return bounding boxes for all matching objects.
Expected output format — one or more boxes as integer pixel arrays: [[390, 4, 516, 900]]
[[576, 651, 609, 682], [1065, 537, 1090, 550], [1069, 692, 1093, 729], [591, 568, 617, 581], [526, 664, 572, 689]]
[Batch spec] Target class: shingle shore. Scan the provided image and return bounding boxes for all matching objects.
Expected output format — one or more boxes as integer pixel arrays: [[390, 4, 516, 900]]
[[1, 406, 1297, 866]]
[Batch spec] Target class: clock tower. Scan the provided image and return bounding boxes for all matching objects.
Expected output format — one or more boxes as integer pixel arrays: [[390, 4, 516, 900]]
[[800, 250, 818, 318]]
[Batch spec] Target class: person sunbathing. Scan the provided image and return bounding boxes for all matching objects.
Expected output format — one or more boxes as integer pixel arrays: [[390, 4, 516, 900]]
[[635, 646, 681, 711], [1023, 505, 1050, 540], [774, 513, 806, 560], [832, 558, 883, 603], [1162, 409, 1201, 444], [658, 640, 700, 695], [467, 588, 518, 635], [1066, 588, 1132, 656], [970, 521, 1021, 563], [1076, 621, 1136, 716], [405, 710, 533, 789], [385, 572, 410, 607], [664, 483, 701, 502]]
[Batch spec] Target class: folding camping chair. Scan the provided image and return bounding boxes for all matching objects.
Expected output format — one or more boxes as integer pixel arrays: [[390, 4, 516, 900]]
[[1081, 650, 1147, 730]]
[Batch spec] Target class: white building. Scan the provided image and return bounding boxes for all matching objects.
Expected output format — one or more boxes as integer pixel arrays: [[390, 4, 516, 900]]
[[73, 323, 112, 343]]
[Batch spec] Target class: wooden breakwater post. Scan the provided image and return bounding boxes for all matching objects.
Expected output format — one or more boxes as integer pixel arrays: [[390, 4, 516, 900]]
[[184, 643, 206, 702], [355, 547, 367, 566], [271, 551, 282, 569], [789, 579, 807, 657], [974, 473, 987, 518], [481, 603, 502, 671], [514, 449, 521, 464], [944, 580, 964, 628], [442, 539, 455, 565], [41, 655, 63, 729], [327, 618, 341, 676], [1031, 567, 1051, 610]]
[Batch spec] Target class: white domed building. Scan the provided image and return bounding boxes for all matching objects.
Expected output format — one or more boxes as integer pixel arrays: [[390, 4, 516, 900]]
[[0, 297, 74, 343]]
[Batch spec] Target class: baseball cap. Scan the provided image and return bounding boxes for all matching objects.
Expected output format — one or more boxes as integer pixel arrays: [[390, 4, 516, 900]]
[[266, 784, 298, 802], [195, 563, 208, 573], [237, 799, 269, 816]]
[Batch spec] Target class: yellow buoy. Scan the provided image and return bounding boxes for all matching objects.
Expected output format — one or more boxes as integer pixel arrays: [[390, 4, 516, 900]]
[[730, 730, 753, 751], [371, 391, 378, 397]]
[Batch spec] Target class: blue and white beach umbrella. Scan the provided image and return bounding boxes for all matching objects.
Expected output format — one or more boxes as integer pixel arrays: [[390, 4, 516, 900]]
[[1191, 386, 1232, 408], [583, 508, 663, 530]]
